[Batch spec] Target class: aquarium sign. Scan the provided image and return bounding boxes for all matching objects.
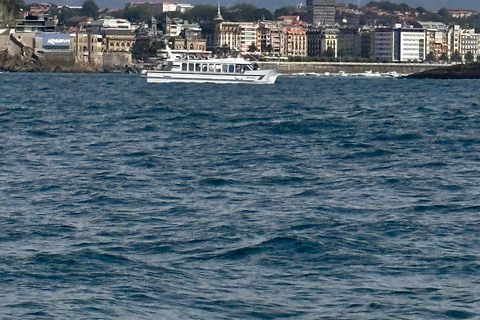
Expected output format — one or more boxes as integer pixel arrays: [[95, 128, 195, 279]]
[[41, 34, 71, 50]]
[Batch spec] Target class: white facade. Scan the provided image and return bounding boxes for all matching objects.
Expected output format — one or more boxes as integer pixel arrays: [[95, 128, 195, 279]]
[[176, 3, 193, 12], [239, 23, 257, 53], [399, 29, 425, 62], [86, 19, 133, 34], [160, 2, 193, 13], [459, 28, 480, 60], [375, 26, 426, 62]]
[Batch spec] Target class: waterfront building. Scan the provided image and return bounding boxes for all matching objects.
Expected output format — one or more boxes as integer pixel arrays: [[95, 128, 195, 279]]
[[337, 27, 361, 57], [256, 21, 286, 56], [172, 24, 207, 51], [360, 27, 375, 59], [307, 27, 337, 58], [73, 32, 103, 68], [205, 6, 306, 57], [398, 27, 425, 62], [209, 6, 261, 55], [280, 16, 307, 57], [306, 0, 336, 27], [374, 27, 396, 62], [240, 23, 257, 53], [257, 21, 272, 54], [458, 28, 480, 61], [374, 25, 426, 62], [448, 24, 461, 60], [418, 21, 448, 62], [86, 18, 135, 53], [15, 14, 57, 32]]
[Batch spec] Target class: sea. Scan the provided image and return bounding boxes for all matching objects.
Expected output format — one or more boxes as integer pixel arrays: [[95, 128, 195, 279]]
[[0, 73, 479, 319]]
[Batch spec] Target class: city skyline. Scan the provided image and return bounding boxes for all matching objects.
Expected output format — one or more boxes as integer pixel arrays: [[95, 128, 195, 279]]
[[47, 0, 480, 12]]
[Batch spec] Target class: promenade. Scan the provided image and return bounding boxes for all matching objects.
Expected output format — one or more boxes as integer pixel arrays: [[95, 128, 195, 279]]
[[260, 62, 449, 75]]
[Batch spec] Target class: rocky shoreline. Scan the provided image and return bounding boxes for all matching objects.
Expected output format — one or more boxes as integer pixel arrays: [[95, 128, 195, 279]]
[[407, 62, 480, 79], [0, 48, 142, 73]]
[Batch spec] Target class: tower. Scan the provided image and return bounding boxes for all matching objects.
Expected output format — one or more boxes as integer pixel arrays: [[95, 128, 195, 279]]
[[307, 0, 336, 27], [213, 2, 224, 48]]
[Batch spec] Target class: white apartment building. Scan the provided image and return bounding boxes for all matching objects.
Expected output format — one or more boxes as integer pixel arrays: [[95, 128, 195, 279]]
[[374, 25, 426, 62], [447, 25, 480, 61], [239, 23, 258, 53], [399, 28, 425, 62], [459, 28, 480, 60]]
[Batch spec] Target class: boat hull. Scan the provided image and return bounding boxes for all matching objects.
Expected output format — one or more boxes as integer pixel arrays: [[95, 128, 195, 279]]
[[146, 69, 279, 84]]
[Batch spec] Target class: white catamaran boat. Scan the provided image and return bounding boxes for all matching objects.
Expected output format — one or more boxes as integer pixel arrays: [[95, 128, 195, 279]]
[[145, 46, 280, 84]]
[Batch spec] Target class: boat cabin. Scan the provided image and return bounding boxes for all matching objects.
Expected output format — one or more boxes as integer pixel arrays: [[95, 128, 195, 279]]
[[158, 60, 258, 74]]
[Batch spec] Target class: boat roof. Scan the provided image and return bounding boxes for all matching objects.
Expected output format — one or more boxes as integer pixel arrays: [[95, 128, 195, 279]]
[[170, 56, 255, 64]]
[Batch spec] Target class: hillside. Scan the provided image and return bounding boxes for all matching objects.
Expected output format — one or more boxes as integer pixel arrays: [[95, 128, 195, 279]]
[[0, 0, 23, 27]]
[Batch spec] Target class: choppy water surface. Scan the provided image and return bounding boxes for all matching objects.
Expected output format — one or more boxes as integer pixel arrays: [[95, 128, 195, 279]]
[[1, 73, 480, 319]]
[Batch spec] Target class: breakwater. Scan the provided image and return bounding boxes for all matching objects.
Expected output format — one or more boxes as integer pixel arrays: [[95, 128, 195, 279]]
[[260, 61, 448, 75]]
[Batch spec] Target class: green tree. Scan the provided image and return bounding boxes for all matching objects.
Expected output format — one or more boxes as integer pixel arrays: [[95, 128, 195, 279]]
[[0, 0, 25, 26], [123, 3, 151, 23], [274, 6, 297, 18], [81, 0, 99, 18], [325, 47, 335, 57], [416, 7, 426, 14], [215, 44, 231, 56], [465, 51, 475, 64], [57, 6, 82, 23], [425, 51, 436, 62], [254, 8, 274, 21], [182, 4, 216, 23], [451, 50, 462, 63], [437, 7, 452, 23], [248, 42, 256, 52], [439, 53, 448, 63]]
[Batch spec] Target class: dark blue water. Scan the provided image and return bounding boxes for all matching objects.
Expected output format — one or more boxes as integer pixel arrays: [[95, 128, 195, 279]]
[[1, 73, 479, 319]]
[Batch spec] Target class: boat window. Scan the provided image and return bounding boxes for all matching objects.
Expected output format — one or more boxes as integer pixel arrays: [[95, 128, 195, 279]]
[[235, 65, 242, 73], [195, 63, 201, 72], [222, 64, 228, 73], [229, 65, 235, 73], [189, 63, 194, 72], [209, 64, 214, 73], [202, 64, 208, 72], [215, 64, 222, 73], [245, 64, 253, 71], [182, 63, 187, 71]]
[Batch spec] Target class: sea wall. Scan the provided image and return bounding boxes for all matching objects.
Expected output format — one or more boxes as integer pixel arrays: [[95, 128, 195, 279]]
[[259, 62, 448, 75]]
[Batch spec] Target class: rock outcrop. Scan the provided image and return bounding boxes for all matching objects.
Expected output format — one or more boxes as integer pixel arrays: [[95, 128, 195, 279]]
[[407, 63, 480, 79], [0, 46, 47, 72]]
